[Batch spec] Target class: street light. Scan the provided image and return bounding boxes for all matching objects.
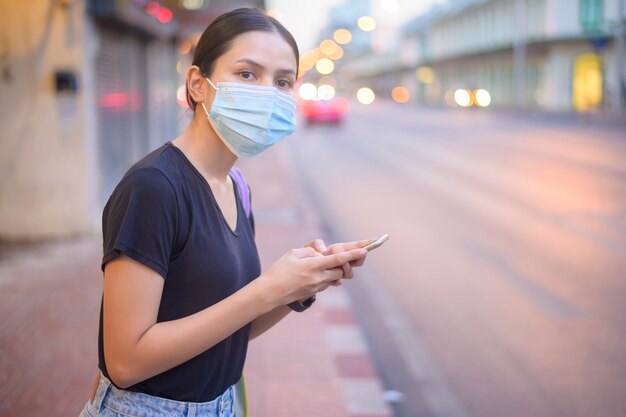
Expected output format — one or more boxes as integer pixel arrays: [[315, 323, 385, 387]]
[[391, 86, 411, 104], [380, 0, 399, 13], [474, 89, 491, 107], [316, 58, 335, 75], [416, 66, 435, 84], [333, 28, 352, 45], [266, 9, 283, 21], [318, 85, 336, 100], [298, 83, 317, 100], [180, 0, 206, 10], [327, 45, 344, 60], [357, 87, 376, 104], [454, 89, 473, 107], [320, 39, 340, 56], [357, 16, 376, 32]]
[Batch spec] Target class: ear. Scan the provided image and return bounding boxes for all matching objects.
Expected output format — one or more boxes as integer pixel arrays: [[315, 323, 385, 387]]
[[187, 65, 209, 105]]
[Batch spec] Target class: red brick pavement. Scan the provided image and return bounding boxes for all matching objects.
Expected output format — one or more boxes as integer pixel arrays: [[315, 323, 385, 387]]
[[0, 142, 392, 417], [0, 237, 102, 416]]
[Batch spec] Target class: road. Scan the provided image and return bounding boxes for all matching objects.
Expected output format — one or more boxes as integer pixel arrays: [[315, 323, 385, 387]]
[[285, 102, 626, 417]]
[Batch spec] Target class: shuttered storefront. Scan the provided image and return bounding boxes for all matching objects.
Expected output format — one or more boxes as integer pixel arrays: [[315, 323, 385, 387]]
[[95, 26, 150, 204]]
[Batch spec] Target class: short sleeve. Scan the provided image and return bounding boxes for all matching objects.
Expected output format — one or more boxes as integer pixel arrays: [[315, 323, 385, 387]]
[[101, 167, 178, 278]]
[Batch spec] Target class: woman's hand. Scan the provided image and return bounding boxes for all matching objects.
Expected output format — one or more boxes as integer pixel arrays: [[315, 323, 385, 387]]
[[257, 245, 368, 308], [306, 238, 371, 285]]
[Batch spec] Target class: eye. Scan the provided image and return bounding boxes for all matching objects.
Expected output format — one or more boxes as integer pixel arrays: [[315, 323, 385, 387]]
[[276, 79, 293, 90], [239, 71, 256, 81]]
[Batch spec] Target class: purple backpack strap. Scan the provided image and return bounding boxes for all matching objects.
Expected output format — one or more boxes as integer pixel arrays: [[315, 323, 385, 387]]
[[229, 167, 251, 218]]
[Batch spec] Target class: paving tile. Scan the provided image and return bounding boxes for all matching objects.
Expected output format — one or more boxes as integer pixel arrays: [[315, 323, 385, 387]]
[[325, 308, 357, 325], [334, 353, 378, 378], [339, 378, 393, 416], [326, 326, 369, 354]]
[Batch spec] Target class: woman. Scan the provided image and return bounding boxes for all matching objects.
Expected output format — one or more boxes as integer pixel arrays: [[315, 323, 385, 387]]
[[80, 8, 369, 417]]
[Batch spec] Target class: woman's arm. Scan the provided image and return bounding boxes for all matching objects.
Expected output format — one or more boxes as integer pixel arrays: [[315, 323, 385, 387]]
[[103, 246, 367, 389], [247, 239, 370, 340], [103, 255, 272, 388], [248, 305, 292, 340]]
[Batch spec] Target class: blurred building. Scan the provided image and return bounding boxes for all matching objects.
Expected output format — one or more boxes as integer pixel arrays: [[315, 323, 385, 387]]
[[0, 0, 263, 241], [325, 0, 372, 54], [297, 0, 372, 99], [340, 0, 625, 112]]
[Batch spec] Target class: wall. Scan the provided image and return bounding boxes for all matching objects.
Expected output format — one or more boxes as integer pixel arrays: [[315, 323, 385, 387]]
[[0, 0, 93, 241]]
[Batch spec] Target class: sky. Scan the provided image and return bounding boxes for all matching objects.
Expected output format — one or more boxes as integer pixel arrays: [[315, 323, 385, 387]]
[[266, 0, 446, 52]]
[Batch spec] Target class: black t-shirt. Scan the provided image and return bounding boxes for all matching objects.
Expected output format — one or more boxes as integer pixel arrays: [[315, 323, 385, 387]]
[[98, 141, 261, 402]]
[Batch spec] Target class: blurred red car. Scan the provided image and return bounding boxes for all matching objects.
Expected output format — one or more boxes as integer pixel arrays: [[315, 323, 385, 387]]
[[299, 97, 350, 125]]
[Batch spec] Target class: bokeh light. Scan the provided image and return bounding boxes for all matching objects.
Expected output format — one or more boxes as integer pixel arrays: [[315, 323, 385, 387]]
[[391, 86, 411, 103], [316, 58, 335, 75], [181, 0, 206, 10], [178, 40, 192, 55], [357, 87, 376, 104], [380, 0, 399, 13], [176, 85, 187, 108], [474, 89, 492, 107], [416, 66, 435, 84], [320, 39, 340, 56], [266, 9, 283, 21], [318, 84, 336, 100], [333, 28, 353, 45], [298, 83, 317, 100], [327, 45, 344, 60], [357, 16, 377, 32], [454, 89, 473, 107]]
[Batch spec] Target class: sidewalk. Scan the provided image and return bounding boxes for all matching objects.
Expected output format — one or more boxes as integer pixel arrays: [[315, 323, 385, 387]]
[[0, 142, 393, 417]]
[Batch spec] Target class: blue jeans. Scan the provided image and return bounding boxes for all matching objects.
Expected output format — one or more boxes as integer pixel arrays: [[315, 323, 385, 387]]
[[79, 374, 235, 417]]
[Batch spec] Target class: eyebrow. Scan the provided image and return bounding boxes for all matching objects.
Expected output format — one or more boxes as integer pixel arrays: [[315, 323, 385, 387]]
[[234, 58, 296, 76]]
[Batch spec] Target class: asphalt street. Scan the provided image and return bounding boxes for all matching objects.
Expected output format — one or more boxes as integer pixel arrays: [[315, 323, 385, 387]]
[[285, 102, 626, 417]]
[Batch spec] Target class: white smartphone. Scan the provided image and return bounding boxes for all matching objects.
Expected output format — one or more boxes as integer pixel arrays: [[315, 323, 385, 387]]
[[361, 234, 389, 252]]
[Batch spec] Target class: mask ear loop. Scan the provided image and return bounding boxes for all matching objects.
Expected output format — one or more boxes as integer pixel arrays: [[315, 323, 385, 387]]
[[201, 102, 211, 119], [200, 77, 217, 118], [206, 77, 218, 91]]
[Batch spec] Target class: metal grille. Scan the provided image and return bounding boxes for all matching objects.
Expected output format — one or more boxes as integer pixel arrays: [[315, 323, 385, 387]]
[[95, 26, 149, 204]]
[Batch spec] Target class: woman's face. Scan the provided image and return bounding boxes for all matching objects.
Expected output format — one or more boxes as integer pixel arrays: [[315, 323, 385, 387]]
[[208, 30, 297, 96]]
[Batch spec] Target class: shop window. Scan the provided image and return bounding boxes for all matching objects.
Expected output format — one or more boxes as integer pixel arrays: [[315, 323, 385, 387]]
[[580, 0, 603, 33]]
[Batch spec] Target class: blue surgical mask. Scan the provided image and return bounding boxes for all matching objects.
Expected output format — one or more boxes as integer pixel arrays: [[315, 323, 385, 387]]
[[201, 78, 297, 158]]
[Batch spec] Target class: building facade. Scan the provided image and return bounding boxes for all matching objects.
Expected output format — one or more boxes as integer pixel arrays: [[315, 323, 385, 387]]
[[0, 0, 262, 241], [341, 0, 625, 112], [406, 0, 625, 111]]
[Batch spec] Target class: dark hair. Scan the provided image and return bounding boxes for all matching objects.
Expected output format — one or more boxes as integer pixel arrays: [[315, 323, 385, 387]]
[[186, 8, 300, 111]]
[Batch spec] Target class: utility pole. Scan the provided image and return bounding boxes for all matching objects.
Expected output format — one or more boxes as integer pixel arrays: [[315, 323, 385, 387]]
[[616, 0, 624, 113], [514, 0, 527, 110]]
